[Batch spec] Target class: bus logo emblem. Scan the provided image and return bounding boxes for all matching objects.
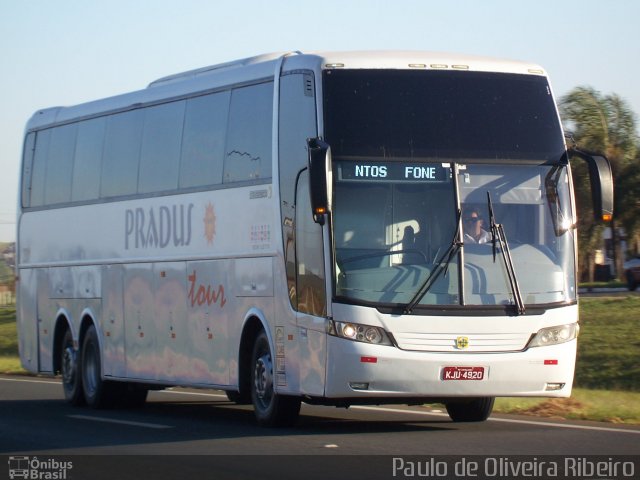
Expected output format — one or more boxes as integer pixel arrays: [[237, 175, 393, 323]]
[[456, 336, 469, 349], [203, 202, 217, 245]]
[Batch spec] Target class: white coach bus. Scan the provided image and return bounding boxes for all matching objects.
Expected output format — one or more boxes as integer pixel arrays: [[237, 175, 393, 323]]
[[16, 51, 613, 426]]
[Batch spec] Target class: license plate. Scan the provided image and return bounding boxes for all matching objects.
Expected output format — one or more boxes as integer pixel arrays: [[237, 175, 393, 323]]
[[442, 366, 485, 381]]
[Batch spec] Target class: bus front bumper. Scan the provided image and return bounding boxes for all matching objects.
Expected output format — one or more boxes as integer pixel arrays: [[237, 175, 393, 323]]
[[324, 335, 576, 399]]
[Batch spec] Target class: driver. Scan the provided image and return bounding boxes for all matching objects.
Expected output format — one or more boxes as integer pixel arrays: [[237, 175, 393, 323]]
[[463, 207, 491, 244]]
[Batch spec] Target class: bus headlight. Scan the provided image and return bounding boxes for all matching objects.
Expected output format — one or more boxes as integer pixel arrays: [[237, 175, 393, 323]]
[[527, 323, 579, 348], [327, 320, 392, 346]]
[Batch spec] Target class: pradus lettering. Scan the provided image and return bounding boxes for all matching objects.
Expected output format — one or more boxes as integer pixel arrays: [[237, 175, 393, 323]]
[[125, 203, 193, 249]]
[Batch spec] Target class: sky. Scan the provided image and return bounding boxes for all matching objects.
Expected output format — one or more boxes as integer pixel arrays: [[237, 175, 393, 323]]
[[1, 0, 639, 242]]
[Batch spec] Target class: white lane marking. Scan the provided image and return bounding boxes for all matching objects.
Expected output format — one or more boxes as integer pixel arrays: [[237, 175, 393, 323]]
[[158, 389, 228, 399], [159, 389, 640, 435], [68, 414, 172, 429], [5, 377, 639, 435], [0, 377, 60, 385], [352, 405, 640, 435]]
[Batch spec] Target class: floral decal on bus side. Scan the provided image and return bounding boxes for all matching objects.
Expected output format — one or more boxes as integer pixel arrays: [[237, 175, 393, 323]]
[[203, 202, 216, 245]]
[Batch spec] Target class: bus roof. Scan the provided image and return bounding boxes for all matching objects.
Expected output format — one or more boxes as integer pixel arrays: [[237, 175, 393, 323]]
[[26, 51, 548, 131]]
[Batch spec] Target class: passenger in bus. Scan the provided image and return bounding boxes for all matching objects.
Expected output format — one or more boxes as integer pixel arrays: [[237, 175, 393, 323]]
[[463, 207, 491, 244], [401, 225, 416, 251]]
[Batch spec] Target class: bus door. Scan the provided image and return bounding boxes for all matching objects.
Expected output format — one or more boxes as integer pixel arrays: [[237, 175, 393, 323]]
[[294, 171, 328, 396]]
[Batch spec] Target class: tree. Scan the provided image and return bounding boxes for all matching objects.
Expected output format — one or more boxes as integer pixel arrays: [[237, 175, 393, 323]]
[[560, 87, 639, 280], [617, 155, 640, 255]]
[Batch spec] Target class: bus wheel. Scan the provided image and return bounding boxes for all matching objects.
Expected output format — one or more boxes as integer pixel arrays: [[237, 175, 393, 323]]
[[626, 271, 638, 291], [446, 397, 495, 422], [61, 329, 84, 405], [81, 324, 118, 408], [226, 389, 251, 405], [118, 383, 148, 408], [250, 331, 301, 427]]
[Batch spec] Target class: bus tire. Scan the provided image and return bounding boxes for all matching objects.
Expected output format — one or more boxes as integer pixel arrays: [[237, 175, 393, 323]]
[[226, 389, 251, 405], [446, 397, 495, 422], [80, 324, 118, 409], [250, 330, 301, 427], [626, 271, 638, 291], [117, 383, 148, 408], [61, 328, 84, 406]]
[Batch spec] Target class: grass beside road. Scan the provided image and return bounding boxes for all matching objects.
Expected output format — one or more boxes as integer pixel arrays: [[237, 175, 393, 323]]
[[0, 306, 24, 373], [1, 299, 639, 424], [575, 296, 640, 391], [494, 389, 640, 425]]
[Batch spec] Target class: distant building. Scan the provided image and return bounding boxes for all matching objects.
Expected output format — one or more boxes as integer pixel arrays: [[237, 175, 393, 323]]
[[0, 284, 13, 305], [1, 242, 15, 269]]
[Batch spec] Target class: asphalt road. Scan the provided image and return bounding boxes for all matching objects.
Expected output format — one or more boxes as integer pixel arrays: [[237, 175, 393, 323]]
[[1, 375, 639, 479]]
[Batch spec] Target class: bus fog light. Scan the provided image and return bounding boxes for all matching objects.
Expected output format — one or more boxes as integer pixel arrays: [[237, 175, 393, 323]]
[[349, 382, 369, 390], [545, 383, 565, 391], [527, 324, 578, 348]]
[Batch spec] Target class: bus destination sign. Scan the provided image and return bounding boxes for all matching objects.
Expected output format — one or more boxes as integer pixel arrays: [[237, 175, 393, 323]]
[[338, 162, 449, 183]]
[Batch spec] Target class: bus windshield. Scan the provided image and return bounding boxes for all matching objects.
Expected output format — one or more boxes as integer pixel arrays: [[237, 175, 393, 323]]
[[332, 162, 575, 310], [325, 69, 574, 311]]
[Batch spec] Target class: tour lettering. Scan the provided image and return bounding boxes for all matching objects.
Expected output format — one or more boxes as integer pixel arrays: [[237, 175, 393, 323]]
[[188, 270, 226, 308]]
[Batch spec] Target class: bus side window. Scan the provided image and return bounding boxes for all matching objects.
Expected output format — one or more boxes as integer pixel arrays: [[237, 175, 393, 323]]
[[21, 132, 36, 208], [101, 109, 144, 198], [179, 91, 230, 189], [45, 123, 77, 205], [30, 129, 51, 208], [138, 101, 185, 194], [72, 117, 106, 202], [224, 82, 273, 183]]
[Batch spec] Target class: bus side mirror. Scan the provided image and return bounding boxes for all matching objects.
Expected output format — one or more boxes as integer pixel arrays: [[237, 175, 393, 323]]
[[307, 137, 332, 225], [568, 147, 614, 222]]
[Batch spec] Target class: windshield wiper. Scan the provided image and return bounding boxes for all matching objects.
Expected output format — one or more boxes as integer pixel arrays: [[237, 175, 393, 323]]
[[404, 209, 462, 314], [487, 192, 526, 315]]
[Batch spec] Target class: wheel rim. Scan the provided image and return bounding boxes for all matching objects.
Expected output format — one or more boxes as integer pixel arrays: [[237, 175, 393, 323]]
[[253, 352, 273, 410], [62, 346, 76, 385]]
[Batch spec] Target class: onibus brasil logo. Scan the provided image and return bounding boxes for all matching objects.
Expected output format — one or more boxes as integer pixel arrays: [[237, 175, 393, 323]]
[[8, 456, 73, 479]]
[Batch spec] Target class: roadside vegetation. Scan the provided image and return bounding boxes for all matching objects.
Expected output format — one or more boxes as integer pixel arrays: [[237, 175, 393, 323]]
[[1, 299, 639, 424], [495, 296, 640, 424], [494, 389, 640, 425], [0, 306, 22, 373], [575, 297, 639, 391], [560, 87, 640, 283], [0, 242, 13, 286], [579, 280, 626, 290]]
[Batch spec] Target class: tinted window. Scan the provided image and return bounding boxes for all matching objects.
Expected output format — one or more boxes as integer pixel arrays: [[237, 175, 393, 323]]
[[179, 91, 230, 188], [295, 170, 326, 316], [224, 82, 273, 183], [45, 123, 77, 204], [21, 133, 36, 208], [30, 129, 51, 207], [72, 117, 106, 202], [323, 70, 565, 162], [101, 110, 144, 197], [278, 73, 318, 307], [138, 101, 185, 194]]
